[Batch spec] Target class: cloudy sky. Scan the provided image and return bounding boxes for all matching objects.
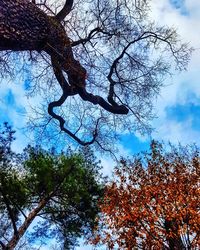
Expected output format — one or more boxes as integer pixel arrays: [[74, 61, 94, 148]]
[[0, 0, 200, 249], [150, 0, 200, 144], [1, 0, 199, 151]]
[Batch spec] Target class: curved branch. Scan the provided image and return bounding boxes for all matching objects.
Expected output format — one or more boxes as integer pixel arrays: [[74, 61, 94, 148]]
[[53, 54, 128, 115], [51, 49, 128, 114], [48, 95, 99, 146], [48, 62, 99, 145], [71, 27, 118, 47], [51, 57, 74, 94], [76, 86, 129, 115], [56, 0, 74, 21]]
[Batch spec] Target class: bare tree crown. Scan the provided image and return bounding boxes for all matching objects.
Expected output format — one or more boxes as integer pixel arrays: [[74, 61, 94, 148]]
[[0, 0, 192, 150]]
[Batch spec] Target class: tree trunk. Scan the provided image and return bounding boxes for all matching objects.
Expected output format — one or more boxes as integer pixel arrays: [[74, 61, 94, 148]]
[[0, 0, 46, 51], [0, 0, 67, 53], [3, 165, 73, 250], [164, 219, 185, 250], [4, 196, 51, 250]]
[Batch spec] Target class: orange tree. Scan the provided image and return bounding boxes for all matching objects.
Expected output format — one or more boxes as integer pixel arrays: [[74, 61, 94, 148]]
[[90, 141, 200, 249]]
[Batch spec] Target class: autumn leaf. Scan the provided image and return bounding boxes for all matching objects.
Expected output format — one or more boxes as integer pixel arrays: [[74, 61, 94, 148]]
[[90, 141, 200, 249]]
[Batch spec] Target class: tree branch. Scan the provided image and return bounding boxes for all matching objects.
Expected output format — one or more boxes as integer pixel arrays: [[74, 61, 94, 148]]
[[71, 27, 118, 47], [56, 0, 74, 21], [48, 94, 100, 146], [0, 187, 18, 237], [0, 241, 5, 248], [48, 60, 99, 145], [5, 164, 76, 249], [76, 86, 129, 115]]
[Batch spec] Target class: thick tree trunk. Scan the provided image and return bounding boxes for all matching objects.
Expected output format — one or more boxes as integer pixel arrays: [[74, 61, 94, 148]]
[[0, 0, 48, 51], [0, 0, 67, 53]]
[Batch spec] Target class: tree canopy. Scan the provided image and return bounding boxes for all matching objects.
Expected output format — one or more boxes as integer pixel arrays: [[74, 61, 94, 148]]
[[0, 123, 104, 249], [0, 0, 192, 151], [91, 141, 200, 249]]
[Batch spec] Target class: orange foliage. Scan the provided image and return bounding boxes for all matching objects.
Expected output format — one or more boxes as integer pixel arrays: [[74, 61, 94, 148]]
[[90, 141, 200, 249]]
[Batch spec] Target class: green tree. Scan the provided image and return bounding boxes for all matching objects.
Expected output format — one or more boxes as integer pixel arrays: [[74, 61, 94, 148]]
[[0, 1, 192, 151], [0, 123, 104, 249], [91, 141, 200, 249]]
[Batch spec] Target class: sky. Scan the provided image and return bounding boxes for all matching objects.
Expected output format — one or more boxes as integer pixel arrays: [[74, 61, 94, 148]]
[[0, 0, 200, 249]]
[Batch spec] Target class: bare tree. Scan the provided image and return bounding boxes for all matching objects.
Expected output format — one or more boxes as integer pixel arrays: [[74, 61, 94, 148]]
[[0, 0, 192, 151]]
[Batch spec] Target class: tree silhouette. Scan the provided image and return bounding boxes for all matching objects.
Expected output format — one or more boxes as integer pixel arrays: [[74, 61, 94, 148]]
[[91, 141, 200, 249], [0, 0, 192, 149]]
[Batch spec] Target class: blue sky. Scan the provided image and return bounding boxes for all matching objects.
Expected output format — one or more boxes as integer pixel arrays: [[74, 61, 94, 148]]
[[169, 0, 189, 15], [0, 0, 200, 249]]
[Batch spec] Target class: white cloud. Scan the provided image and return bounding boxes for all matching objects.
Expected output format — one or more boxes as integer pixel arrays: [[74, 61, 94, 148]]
[[146, 0, 200, 145], [153, 117, 200, 144], [186, 0, 200, 18]]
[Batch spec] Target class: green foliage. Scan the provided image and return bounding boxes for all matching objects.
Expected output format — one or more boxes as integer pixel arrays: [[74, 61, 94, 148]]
[[0, 123, 104, 249]]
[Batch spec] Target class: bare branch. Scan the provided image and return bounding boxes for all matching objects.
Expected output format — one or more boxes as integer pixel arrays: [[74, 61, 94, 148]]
[[76, 86, 129, 115], [0, 0, 192, 150], [48, 59, 99, 145], [71, 27, 118, 47], [56, 0, 74, 21]]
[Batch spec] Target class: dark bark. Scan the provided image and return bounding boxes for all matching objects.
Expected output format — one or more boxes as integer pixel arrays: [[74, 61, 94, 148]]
[[0, 0, 128, 145], [56, 0, 74, 21], [164, 219, 185, 250], [0, 0, 49, 51]]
